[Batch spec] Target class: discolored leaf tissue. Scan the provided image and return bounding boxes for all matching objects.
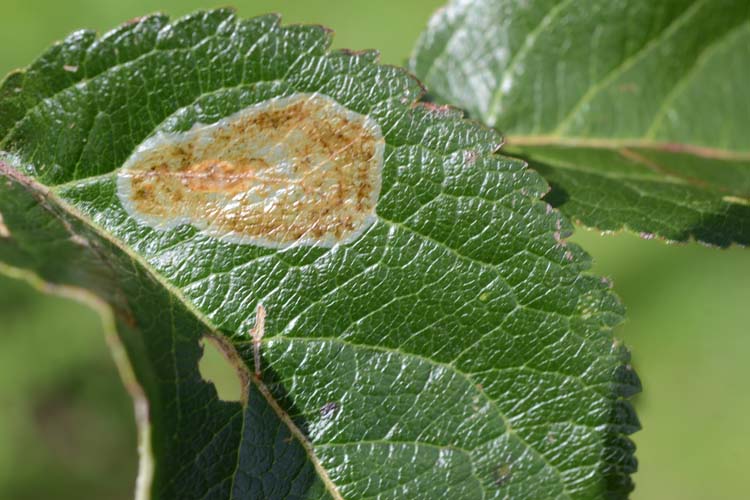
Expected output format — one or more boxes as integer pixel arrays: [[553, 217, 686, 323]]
[[0, 10, 638, 499]]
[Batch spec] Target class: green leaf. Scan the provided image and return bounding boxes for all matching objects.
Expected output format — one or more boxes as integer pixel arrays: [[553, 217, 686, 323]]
[[0, 10, 638, 499], [411, 0, 750, 246]]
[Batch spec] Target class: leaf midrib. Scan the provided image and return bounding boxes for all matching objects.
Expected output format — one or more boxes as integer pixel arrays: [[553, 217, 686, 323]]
[[509, 148, 750, 219], [0, 160, 345, 500], [506, 141, 750, 206], [62, 168, 582, 497], [4, 159, 588, 499], [506, 135, 750, 161]]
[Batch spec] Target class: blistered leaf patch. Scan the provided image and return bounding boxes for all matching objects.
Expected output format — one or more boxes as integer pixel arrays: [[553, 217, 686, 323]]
[[118, 92, 384, 248]]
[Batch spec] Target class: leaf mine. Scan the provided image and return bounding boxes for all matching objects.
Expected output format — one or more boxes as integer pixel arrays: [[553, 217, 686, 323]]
[[117, 92, 385, 248], [0, 10, 641, 499]]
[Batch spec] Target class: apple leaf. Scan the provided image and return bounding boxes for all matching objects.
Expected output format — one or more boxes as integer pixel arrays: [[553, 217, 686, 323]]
[[411, 0, 750, 246], [0, 10, 638, 499]]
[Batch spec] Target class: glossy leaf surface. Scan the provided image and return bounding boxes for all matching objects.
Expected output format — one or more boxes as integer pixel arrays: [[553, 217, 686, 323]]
[[0, 10, 638, 499], [411, 0, 750, 246]]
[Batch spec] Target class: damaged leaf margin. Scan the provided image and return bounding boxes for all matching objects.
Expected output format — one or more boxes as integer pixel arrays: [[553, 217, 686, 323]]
[[1, 9, 639, 499]]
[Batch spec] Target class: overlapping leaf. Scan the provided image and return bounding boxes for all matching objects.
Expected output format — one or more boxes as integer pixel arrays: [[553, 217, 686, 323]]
[[0, 10, 638, 499], [411, 0, 750, 246]]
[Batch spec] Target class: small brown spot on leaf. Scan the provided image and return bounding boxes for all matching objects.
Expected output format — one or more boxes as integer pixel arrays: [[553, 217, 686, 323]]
[[421, 102, 454, 116], [117, 93, 384, 247], [125, 15, 146, 25], [117, 308, 138, 328]]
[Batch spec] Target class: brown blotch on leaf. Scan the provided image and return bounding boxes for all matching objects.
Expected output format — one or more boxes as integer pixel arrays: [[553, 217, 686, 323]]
[[117, 93, 384, 248]]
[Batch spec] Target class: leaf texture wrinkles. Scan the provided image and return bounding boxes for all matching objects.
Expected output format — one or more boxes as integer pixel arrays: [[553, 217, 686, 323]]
[[411, 0, 750, 246], [1, 9, 638, 499]]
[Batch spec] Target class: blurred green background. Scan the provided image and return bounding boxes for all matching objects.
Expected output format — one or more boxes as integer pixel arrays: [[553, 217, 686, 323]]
[[1, 1, 748, 498]]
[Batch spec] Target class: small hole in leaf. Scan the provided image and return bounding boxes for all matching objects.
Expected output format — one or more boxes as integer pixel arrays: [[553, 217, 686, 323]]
[[199, 336, 243, 402]]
